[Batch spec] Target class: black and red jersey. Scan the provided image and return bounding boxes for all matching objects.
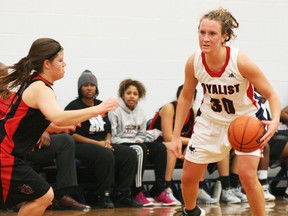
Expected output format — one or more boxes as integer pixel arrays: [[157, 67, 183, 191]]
[[0, 74, 53, 206], [148, 101, 195, 138], [0, 74, 52, 158]]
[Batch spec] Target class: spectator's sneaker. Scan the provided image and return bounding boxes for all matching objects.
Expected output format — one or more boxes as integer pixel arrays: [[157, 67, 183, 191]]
[[95, 192, 114, 208], [182, 206, 205, 216], [220, 203, 246, 215], [154, 191, 177, 206], [262, 184, 276, 201], [165, 187, 182, 206], [212, 180, 222, 202], [284, 192, 288, 200], [221, 188, 241, 204], [197, 189, 218, 204], [232, 186, 248, 202], [52, 195, 91, 211], [134, 191, 154, 207], [114, 195, 143, 208], [146, 197, 162, 206], [265, 202, 276, 209]]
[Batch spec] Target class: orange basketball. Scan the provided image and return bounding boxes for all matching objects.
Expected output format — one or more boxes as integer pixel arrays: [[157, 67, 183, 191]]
[[228, 116, 265, 152]]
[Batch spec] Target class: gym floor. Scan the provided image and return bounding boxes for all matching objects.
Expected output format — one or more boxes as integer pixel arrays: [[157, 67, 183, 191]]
[[1, 199, 287, 216]]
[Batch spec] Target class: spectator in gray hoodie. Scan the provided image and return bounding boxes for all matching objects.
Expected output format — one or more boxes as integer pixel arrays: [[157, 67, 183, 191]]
[[108, 79, 176, 206]]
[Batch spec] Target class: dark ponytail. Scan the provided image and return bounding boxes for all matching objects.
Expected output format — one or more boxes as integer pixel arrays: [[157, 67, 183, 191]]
[[0, 38, 62, 98]]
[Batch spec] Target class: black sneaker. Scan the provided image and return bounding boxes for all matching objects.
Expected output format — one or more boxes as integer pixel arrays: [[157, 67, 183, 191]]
[[96, 194, 114, 208], [114, 195, 143, 208], [182, 206, 205, 216]]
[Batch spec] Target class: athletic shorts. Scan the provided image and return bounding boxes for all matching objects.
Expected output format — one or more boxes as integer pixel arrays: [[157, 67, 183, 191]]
[[0, 156, 50, 208], [185, 115, 262, 164]]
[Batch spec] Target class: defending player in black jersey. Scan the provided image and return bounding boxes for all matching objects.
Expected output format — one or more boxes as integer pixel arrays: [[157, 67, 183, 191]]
[[0, 38, 118, 216]]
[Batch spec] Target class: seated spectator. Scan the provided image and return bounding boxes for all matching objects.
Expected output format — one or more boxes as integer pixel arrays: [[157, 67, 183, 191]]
[[65, 70, 142, 208], [270, 105, 288, 200], [148, 85, 199, 205], [108, 79, 176, 206], [0, 62, 90, 211], [278, 105, 288, 134], [26, 132, 91, 211], [217, 154, 245, 203]]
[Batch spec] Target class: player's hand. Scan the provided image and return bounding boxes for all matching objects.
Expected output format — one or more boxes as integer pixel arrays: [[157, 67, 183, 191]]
[[260, 119, 279, 145], [171, 137, 184, 159], [48, 123, 80, 133], [37, 131, 51, 149], [98, 98, 119, 113]]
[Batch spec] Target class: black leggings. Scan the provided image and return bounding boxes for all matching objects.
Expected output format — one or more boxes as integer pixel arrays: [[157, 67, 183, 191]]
[[121, 141, 167, 197], [75, 142, 137, 195]]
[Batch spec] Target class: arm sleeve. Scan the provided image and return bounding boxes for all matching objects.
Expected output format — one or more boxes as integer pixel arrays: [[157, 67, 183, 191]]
[[108, 111, 125, 144]]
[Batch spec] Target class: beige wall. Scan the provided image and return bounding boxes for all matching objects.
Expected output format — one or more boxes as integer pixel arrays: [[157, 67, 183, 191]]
[[1, 0, 287, 118]]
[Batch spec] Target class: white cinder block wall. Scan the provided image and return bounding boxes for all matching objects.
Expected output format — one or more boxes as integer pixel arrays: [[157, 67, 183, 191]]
[[1, 0, 288, 120]]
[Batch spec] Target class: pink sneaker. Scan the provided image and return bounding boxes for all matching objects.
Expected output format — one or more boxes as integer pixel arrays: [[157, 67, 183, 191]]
[[134, 191, 154, 207], [154, 191, 177, 206]]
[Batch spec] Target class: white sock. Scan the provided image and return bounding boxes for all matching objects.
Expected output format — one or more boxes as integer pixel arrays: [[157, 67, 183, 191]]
[[257, 170, 268, 180], [285, 187, 288, 195]]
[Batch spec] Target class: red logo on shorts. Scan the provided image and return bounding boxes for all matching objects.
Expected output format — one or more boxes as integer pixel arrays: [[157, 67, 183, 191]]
[[19, 184, 34, 194]]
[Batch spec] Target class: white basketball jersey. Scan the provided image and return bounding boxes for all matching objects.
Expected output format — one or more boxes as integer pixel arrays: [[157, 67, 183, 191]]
[[194, 46, 259, 125]]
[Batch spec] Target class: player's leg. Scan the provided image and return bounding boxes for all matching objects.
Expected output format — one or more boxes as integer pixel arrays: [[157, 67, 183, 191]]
[[258, 143, 275, 201], [18, 187, 54, 216], [237, 155, 265, 216], [182, 160, 207, 210], [5, 158, 53, 215]]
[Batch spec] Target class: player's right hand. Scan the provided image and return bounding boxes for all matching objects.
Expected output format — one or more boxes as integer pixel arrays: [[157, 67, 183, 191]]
[[171, 137, 183, 159]]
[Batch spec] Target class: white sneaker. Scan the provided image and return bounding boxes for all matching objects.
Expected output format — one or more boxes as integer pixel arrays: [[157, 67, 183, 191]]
[[197, 189, 218, 204], [284, 192, 288, 200], [199, 206, 206, 216], [221, 203, 246, 215], [165, 187, 182, 206], [232, 186, 248, 202], [262, 184, 275, 201], [154, 191, 177, 206], [221, 188, 241, 204], [146, 197, 161, 206]]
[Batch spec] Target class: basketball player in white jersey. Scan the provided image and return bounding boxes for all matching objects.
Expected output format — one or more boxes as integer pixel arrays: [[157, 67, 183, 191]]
[[171, 8, 281, 216]]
